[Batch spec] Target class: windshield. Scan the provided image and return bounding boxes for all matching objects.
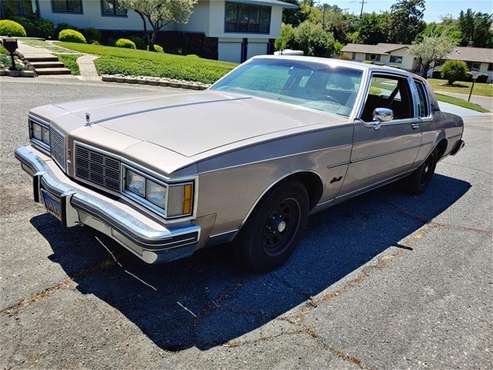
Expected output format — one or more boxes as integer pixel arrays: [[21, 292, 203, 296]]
[[211, 59, 363, 117]]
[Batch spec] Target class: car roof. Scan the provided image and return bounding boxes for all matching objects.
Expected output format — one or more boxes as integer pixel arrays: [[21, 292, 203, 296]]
[[252, 55, 419, 78]]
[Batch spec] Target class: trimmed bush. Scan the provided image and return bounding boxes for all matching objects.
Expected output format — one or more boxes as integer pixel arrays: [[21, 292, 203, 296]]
[[153, 44, 164, 53], [0, 19, 27, 37], [10, 17, 54, 38], [115, 38, 136, 49], [59, 29, 86, 43], [441, 60, 468, 85]]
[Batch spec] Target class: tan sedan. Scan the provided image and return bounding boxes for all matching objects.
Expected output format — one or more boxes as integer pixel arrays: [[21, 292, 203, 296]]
[[15, 56, 465, 272]]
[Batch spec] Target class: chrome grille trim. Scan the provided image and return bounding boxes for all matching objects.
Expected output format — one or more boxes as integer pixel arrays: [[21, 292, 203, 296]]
[[74, 143, 122, 192], [50, 127, 66, 170]]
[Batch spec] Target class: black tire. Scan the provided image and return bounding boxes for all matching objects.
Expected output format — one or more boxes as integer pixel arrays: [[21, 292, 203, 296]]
[[235, 181, 310, 273], [402, 149, 438, 194]]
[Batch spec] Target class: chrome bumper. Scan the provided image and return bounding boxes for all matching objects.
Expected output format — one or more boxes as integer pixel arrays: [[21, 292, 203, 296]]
[[15, 145, 201, 264]]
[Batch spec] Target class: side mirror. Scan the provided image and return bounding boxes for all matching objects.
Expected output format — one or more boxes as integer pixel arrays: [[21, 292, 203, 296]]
[[373, 107, 394, 122]]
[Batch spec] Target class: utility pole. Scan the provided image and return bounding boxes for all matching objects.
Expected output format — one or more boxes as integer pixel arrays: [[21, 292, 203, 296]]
[[359, 0, 367, 17]]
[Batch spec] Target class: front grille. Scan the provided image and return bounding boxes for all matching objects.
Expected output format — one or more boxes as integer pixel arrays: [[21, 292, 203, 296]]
[[50, 128, 65, 169], [75, 144, 121, 192]]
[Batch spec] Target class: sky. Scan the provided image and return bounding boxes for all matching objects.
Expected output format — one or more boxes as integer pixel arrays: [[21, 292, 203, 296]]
[[320, 0, 493, 21]]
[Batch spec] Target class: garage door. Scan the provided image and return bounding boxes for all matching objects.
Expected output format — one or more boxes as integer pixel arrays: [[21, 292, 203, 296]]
[[218, 41, 242, 63]]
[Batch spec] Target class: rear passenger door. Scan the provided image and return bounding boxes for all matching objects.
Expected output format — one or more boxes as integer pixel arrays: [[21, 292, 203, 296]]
[[341, 73, 422, 195]]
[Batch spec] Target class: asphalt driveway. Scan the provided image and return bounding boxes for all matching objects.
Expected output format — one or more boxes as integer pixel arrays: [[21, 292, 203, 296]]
[[1, 77, 492, 369]]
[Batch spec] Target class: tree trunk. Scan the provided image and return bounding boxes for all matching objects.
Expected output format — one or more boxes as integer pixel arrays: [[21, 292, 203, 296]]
[[150, 28, 159, 50], [135, 10, 150, 50]]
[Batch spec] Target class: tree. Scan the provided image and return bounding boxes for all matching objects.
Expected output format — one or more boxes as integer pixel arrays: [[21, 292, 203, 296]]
[[118, 0, 197, 50], [410, 35, 456, 77], [275, 23, 296, 51], [419, 17, 462, 45], [293, 21, 335, 57], [388, 0, 426, 44], [441, 60, 468, 85], [356, 12, 389, 44], [458, 9, 493, 47]]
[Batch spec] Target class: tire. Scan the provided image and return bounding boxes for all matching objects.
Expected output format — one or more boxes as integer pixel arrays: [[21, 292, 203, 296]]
[[235, 181, 310, 273], [402, 149, 438, 194]]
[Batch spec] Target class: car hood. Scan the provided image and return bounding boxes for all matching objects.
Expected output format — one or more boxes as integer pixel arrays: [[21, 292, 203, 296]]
[[34, 90, 344, 158]]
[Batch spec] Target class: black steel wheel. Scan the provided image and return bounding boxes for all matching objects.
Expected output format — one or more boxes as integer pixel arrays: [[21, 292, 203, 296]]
[[402, 149, 438, 194], [235, 181, 309, 272]]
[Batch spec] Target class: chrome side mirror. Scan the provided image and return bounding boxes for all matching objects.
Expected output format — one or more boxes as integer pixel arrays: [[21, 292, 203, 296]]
[[373, 107, 394, 122]]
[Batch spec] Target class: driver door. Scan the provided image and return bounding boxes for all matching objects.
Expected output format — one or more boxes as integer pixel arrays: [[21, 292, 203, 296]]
[[341, 73, 422, 195]]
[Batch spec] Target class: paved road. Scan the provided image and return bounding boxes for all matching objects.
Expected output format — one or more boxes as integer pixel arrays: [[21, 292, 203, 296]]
[[1, 78, 492, 370]]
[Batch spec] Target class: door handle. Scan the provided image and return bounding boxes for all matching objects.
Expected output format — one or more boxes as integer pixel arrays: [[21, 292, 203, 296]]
[[411, 123, 420, 130], [363, 121, 382, 130]]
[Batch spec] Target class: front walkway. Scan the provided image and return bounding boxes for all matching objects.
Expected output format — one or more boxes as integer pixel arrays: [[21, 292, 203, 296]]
[[76, 54, 100, 81], [16, 41, 56, 60]]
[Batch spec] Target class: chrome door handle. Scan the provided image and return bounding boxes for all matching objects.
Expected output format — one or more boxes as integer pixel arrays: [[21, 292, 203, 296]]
[[411, 123, 420, 130], [363, 121, 382, 130]]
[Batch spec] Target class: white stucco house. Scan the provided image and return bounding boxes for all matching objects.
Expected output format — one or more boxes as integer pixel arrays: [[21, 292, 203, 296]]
[[1, 0, 297, 62], [342, 43, 493, 82]]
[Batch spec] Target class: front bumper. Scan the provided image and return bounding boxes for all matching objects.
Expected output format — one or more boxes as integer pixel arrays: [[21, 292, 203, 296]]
[[15, 145, 201, 264]]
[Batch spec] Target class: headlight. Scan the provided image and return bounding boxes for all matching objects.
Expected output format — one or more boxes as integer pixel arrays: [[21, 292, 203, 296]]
[[30, 119, 50, 146], [146, 180, 166, 209], [125, 170, 146, 197], [123, 166, 193, 219]]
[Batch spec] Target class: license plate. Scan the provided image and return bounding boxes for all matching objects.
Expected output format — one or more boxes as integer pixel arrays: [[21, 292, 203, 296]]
[[41, 189, 63, 221]]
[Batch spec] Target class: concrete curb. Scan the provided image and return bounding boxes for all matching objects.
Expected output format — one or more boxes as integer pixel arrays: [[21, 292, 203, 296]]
[[101, 74, 210, 90], [0, 69, 35, 77]]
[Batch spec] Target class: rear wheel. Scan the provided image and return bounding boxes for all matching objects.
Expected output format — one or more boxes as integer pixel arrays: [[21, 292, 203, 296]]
[[402, 149, 438, 194], [235, 181, 309, 273]]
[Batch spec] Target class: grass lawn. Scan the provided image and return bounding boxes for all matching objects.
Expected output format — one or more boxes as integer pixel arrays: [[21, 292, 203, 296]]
[[429, 79, 493, 98], [55, 42, 236, 84], [435, 93, 489, 113], [55, 54, 80, 75]]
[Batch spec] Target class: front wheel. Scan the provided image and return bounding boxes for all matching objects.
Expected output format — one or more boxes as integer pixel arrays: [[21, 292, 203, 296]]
[[235, 181, 309, 273], [402, 150, 438, 194]]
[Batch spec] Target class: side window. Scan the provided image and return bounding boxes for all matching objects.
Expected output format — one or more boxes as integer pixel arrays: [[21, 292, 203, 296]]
[[361, 75, 413, 122], [414, 80, 429, 117]]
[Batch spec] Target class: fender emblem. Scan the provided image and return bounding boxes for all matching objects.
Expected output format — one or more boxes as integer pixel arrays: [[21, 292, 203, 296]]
[[330, 176, 343, 184]]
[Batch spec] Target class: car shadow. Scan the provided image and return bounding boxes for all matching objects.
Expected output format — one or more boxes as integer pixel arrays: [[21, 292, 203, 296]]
[[30, 174, 470, 351]]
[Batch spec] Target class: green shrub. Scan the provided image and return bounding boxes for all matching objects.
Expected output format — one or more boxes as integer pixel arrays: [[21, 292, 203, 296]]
[[82, 27, 101, 43], [59, 29, 86, 43], [293, 21, 335, 57], [441, 60, 469, 85], [10, 17, 54, 38], [91, 40, 100, 45], [115, 38, 136, 49], [0, 19, 27, 37], [153, 44, 164, 53], [275, 23, 295, 51]]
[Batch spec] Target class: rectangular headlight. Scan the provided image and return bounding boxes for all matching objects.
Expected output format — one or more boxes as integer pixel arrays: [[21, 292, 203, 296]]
[[146, 180, 166, 210], [41, 126, 50, 145], [123, 166, 193, 219], [125, 170, 145, 197], [31, 123, 43, 141]]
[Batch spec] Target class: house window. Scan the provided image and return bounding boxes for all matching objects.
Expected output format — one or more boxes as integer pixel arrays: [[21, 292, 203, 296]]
[[101, 0, 126, 16], [469, 62, 481, 72], [225, 2, 271, 34], [489, 63, 493, 71], [390, 55, 403, 64], [51, 0, 82, 13], [366, 54, 381, 62]]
